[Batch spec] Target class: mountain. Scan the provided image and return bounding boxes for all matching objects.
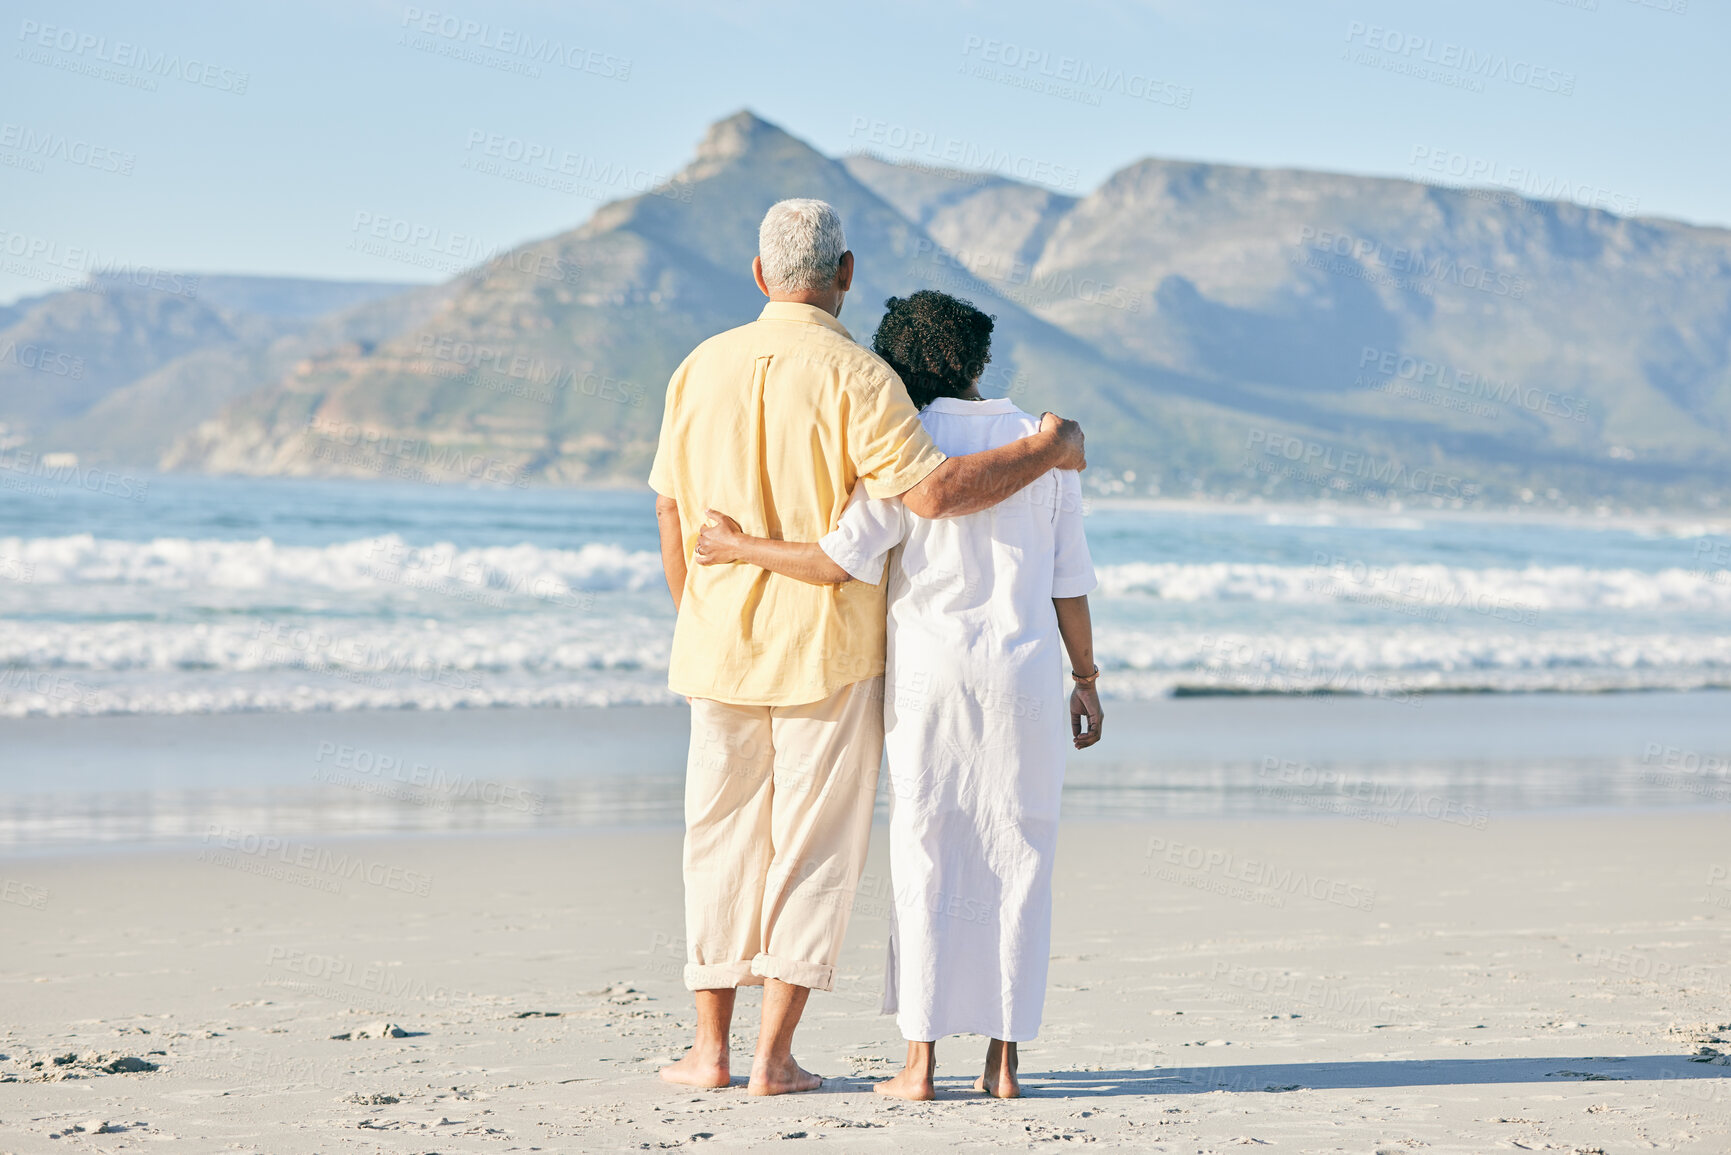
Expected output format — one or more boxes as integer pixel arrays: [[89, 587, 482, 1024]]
[[0, 276, 428, 465], [0, 286, 258, 432], [166, 112, 1262, 488], [843, 153, 1731, 505], [31, 111, 1731, 508], [841, 154, 1078, 293], [55, 281, 456, 466], [149, 275, 426, 321]]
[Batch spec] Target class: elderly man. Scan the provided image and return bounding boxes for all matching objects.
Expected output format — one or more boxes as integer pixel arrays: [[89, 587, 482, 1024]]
[[650, 198, 1085, 1095]]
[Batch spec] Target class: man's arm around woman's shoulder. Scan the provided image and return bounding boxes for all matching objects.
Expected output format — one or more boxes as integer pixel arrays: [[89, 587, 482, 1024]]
[[900, 413, 1085, 520]]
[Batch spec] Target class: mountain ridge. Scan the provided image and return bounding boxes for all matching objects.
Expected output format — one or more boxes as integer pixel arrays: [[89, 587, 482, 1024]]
[[12, 110, 1726, 510], [165, 111, 1246, 488]]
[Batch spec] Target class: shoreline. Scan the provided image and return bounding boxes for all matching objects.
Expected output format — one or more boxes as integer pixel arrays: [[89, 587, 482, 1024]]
[[1083, 492, 1731, 533], [3, 690, 1726, 857], [24, 470, 1731, 532], [6, 684, 1724, 750]]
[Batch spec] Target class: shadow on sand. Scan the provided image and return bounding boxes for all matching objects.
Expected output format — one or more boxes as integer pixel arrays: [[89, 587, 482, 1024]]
[[1010, 1055, 1731, 1097], [809, 1055, 1731, 1100]]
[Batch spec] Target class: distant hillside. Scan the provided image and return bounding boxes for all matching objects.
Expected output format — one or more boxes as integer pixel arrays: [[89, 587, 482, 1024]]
[[165, 112, 1259, 488], [0, 276, 427, 465], [0, 287, 258, 432], [842, 154, 1078, 294], [18, 111, 1731, 509], [57, 280, 455, 465], [102, 274, 422, 321], [844, 151, 1731, 505]]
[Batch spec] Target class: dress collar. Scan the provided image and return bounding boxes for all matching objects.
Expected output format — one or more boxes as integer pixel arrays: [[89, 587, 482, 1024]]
[[924, 396, 1022, 415], [759, 301, 852, 340]]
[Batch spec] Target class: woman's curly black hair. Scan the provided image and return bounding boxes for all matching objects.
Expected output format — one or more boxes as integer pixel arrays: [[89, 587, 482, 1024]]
[[871, 290, 994, 410]]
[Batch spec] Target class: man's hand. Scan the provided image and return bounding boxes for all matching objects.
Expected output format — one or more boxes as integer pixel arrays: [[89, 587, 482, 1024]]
[[694, 509, 746, 566], [1070, 684, 1103, 749], [1040, 412, 1086, 471]]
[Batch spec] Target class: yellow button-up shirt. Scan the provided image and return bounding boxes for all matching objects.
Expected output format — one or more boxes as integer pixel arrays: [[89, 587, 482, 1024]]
[[648, 301, 948, 706]]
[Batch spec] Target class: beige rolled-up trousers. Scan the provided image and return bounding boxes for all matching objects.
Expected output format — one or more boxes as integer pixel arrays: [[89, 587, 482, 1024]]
[[682, 677, 884, 993]]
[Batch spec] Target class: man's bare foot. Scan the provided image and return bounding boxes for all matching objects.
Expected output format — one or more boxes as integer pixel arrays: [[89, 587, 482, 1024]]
[[747, 1056, 822, 1096], [974, 1039, 1021, 1098], [659, 1050, 731, 1088], [663, 989, 736, 1088], [749, 979, 819, 1095]]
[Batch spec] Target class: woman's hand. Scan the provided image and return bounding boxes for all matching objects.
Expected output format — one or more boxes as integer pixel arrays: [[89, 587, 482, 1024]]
[[693, 509, 745, 566], [1070, 684, 1103, 749]]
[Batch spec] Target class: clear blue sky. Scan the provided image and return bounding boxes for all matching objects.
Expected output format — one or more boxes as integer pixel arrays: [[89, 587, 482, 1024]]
[[2, 0, 1723, 304]]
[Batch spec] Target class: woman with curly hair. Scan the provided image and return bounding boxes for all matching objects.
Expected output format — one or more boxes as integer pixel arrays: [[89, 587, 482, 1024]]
[[694, 289, 1102, 1100]]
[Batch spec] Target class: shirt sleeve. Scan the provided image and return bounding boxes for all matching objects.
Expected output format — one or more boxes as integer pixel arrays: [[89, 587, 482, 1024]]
[[1051, 469, 1097, 598], [849, 372, 947, 500], [646, 361, 685, 497], [818, 485, 909, 585]]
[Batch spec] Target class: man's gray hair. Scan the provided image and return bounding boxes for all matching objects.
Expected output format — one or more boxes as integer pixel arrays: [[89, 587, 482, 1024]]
[[758, 199, 847, 293]]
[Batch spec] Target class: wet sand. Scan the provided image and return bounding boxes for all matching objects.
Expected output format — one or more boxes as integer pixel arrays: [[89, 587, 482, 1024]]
[[3, 691, 1728, 850]]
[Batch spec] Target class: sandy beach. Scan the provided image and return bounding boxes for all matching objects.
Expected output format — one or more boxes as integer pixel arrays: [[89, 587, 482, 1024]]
[[5, 803, 1730, 1151], [6, 0, 1731, 1148]]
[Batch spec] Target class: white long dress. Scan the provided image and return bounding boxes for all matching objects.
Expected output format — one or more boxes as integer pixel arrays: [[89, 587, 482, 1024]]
[[818, 396, 1096, 1042]]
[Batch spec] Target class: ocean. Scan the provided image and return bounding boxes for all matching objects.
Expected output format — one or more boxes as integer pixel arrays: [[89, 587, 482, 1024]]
[[1, 474, 1728, 717], [1, 474, 1727, 850]]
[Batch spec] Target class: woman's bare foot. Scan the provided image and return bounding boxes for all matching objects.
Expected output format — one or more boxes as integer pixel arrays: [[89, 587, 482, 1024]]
[[874, 1040, 937, 1100], [974, 1039, 1021, 1098], [659, 1048, 731, 1088], [747, 1055, 822, 1096], [874, 1067, 936, 1100]]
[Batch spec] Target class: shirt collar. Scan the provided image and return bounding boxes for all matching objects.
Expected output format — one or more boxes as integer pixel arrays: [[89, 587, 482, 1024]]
[[925, 396, 1021, 415], [759, 300, 853, 340]]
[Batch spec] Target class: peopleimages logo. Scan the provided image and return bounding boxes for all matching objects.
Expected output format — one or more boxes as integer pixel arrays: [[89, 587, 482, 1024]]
[[0, 122, 134, 175], [959, 35, 1193, 109], [304, 418, 529, 489], [1143, 835, 1377, 912], [910, 238, 1143, 313], [0, 229, 201, 298], [1, 877, 50, 910], [1343, 22, 1575, 96], [349, 210, 501, 267], [1245, 429, 1478, 502], [1408, 146, 1640, 217], [314, 739, 546, 814], [200, 826, 434, 896], [1259, 756, 1492, 828], [1357, 346, 1589, 422], [399, 7, 630, 80], [412, 333, 646, 407], [1296, 226, 1528, 299], [0, 448, 148, 501], [0, 338, 84, 378], [265, 946, 462, 1005], [16, 19, 250, 94], [461, 130, 690, 203], [847, 118, 1081, 191]]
